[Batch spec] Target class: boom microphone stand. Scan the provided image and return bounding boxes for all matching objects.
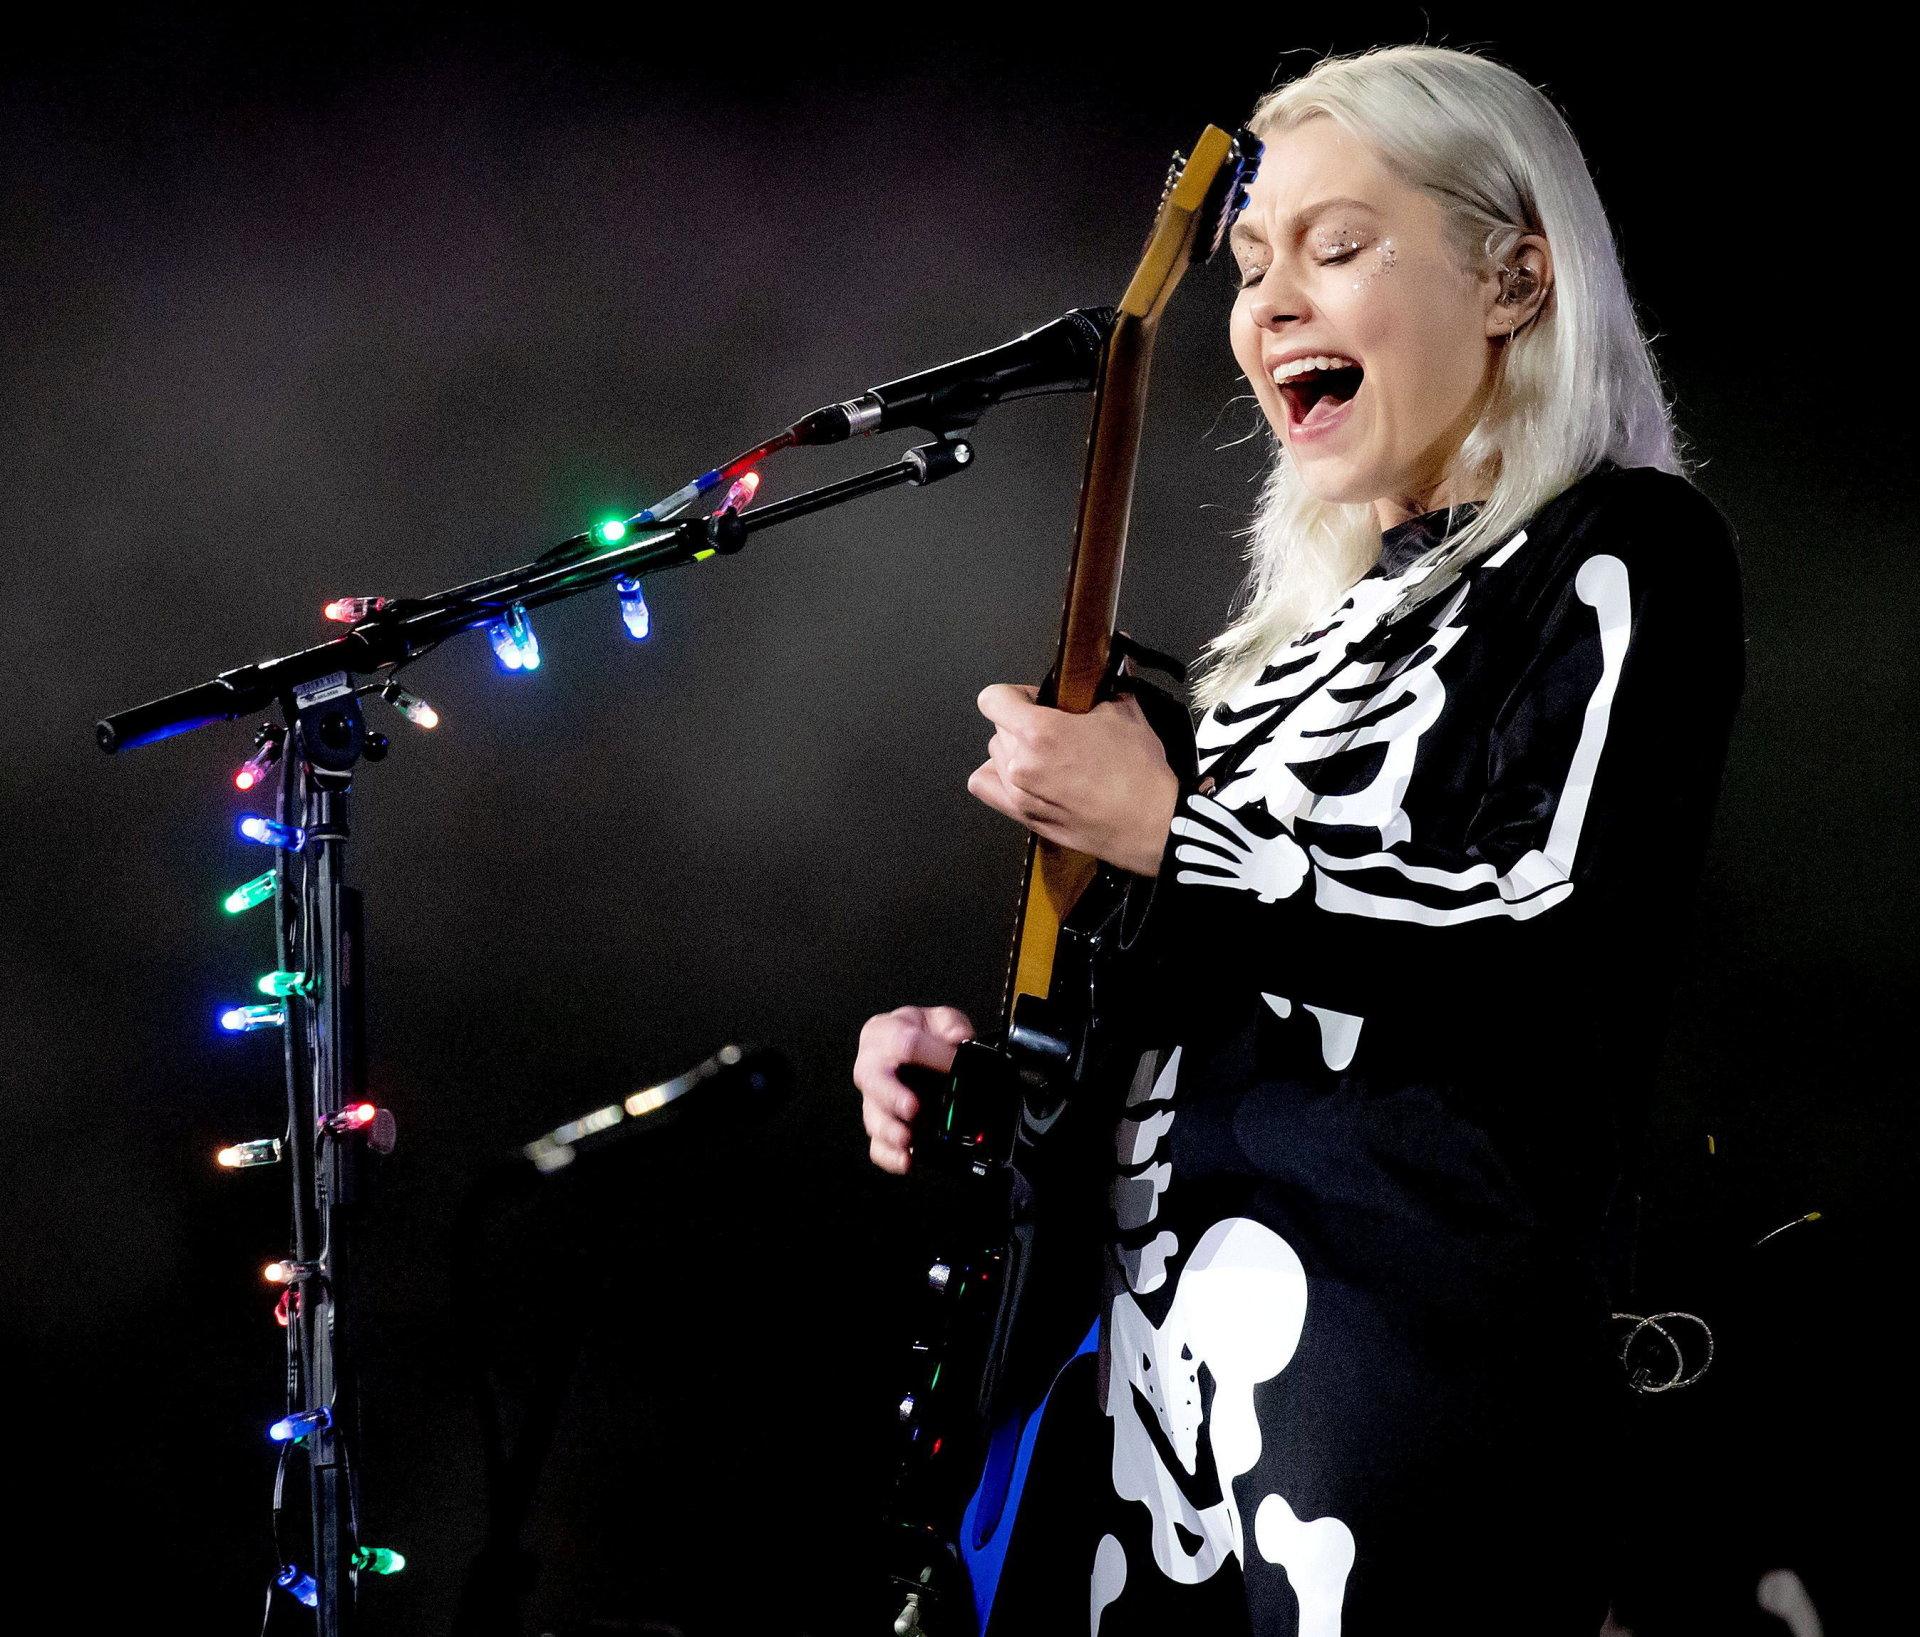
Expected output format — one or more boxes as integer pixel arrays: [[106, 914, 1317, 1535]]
[[96, 429, 980, 1631], [275, 684, 375, 1633]]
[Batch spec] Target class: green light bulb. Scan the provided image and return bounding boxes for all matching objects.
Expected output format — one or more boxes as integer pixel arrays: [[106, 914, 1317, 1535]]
[[351, 1546, 406, 1575], [257, 971, 310, 998], [224, 871, 276, 914], [595, 519, 628, 544]]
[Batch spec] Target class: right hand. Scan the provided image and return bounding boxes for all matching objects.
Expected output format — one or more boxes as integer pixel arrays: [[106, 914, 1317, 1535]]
[[854, 1004, 976, 1175]]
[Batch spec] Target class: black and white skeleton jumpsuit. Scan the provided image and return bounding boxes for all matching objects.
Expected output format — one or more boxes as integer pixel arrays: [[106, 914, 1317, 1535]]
[[968, 457, 1746, 1637]]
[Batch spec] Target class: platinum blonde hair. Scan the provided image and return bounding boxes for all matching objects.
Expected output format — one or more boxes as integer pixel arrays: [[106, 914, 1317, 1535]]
[[1191, 43, 1688, 712]]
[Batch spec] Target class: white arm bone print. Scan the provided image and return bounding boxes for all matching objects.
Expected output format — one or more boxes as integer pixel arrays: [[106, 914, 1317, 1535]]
[[1163, 544, 1639, 951], [1307, 553, 1633, 924]]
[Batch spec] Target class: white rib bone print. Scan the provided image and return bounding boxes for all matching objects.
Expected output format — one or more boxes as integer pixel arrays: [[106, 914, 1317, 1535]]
[[1173, 540, 1635, 933]]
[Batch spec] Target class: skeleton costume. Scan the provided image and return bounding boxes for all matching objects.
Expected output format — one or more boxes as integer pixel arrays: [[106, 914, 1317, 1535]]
[[966, 459, 1745, 1635]]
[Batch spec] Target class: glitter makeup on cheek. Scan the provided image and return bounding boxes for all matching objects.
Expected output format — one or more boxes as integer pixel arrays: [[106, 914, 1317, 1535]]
[[1350, 237, 1398, 293]]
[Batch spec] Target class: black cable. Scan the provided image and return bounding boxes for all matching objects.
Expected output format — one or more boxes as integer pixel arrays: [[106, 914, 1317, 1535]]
[[262, 1444, 293, 1635]]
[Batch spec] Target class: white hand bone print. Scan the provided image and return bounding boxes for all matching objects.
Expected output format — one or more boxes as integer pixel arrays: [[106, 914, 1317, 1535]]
[[1172, 793, 1310, 903]]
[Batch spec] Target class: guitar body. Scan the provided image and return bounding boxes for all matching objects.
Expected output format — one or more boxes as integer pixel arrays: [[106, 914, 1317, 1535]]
[[881, 125, 1260, 1637]]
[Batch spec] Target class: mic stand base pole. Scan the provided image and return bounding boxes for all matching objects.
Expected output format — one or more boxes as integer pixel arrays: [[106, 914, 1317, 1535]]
[[280, 683, 371, 1635]]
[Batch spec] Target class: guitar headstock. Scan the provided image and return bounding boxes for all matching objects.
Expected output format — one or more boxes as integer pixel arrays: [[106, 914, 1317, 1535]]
[[1155, 125, 1263, 264], [1121, 123, 1263, 320], [1204, 125, 1263, 262]]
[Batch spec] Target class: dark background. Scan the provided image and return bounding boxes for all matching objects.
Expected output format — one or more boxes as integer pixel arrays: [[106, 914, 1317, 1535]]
[[1, 7, 1907, 1633]]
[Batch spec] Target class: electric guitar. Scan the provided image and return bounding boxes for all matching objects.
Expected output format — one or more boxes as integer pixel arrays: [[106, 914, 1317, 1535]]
[[881, 122, 1261, 1636]]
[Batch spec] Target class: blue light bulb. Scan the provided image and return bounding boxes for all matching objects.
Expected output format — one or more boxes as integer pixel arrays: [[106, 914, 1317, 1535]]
[[237, 814, 305, 850], [276, 1565, 318, 1607], [220, 1004, 286, 1033], [485, 619, 523, 671], [268, 1406, 332, 1444], [614, 576, 650, 641], [486, 603, 540, 672]]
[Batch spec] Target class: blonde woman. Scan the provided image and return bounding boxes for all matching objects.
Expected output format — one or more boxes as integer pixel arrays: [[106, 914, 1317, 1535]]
[[857, 44, 1743, 1635]]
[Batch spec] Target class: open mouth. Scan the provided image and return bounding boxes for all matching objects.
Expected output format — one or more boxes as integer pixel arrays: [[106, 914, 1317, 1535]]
[[1278, 364, 1364, 434]]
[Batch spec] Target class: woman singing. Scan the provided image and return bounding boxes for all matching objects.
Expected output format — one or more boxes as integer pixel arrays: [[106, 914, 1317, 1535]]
[[855, 43, 1744, 1635]]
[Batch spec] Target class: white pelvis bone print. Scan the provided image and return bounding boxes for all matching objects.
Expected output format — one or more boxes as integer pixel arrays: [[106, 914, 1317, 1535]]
[[1094, 1050, 1356, 1635]]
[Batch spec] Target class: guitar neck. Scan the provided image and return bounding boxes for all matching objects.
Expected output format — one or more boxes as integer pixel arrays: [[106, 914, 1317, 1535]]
[[883, 124, 1258, 1636], [994, 123, 1252, 1031], [1000, 312, 1160, 1023], [1049, 315, 1157, 711]]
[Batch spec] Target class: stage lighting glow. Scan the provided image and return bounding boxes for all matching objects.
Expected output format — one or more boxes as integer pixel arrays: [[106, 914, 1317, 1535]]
[[220, 1004, 286, 1033], [614, 575, 650, 641], [224, 871, 276, 914]]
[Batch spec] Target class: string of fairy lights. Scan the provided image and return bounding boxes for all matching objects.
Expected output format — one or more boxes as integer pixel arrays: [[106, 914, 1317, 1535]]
[[220, 709, 408, 1621], [211, 472, 762, 1623]]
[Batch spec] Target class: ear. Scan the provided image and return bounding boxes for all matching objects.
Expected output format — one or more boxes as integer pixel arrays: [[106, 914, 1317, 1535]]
[[1482, 232, 1553, 340]]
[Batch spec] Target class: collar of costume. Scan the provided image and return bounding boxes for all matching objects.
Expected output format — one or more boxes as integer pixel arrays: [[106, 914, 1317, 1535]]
[[1376, 500, 1484, 578]]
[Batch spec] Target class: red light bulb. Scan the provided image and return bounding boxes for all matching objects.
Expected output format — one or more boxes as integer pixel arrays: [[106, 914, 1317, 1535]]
[[234, 727, 283, 791]]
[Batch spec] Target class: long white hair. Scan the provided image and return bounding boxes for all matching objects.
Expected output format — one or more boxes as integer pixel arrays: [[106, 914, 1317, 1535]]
[[1191, 43, 1689, 712]]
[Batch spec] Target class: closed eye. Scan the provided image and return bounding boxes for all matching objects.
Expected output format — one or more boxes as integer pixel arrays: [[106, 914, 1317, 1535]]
[[1238, 248, 1359, 290]]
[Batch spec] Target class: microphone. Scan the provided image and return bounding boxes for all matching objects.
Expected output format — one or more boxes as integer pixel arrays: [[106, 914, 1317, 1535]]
[[789, 305, 1115, 444], [518, 1043, 792, 1177]]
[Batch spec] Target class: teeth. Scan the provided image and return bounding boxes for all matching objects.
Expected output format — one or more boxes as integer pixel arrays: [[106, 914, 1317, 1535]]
[[1271, 354, 1360, 385]]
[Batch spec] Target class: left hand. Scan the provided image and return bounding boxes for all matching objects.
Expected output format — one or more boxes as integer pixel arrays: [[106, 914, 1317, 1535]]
[[967, 683, 1180, 877]]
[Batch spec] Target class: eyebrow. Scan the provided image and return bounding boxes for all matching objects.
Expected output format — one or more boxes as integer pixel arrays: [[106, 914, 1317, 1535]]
[[1230, 197, 1378, 248]]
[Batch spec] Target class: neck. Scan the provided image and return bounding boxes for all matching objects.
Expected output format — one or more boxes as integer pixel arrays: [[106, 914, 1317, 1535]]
[[1374, 478, 1488, 534]]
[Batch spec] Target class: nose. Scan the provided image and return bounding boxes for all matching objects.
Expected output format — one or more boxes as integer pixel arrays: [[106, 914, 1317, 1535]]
[[1240, 245, 1318, 332], [1245, 269, 1307, 332]]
